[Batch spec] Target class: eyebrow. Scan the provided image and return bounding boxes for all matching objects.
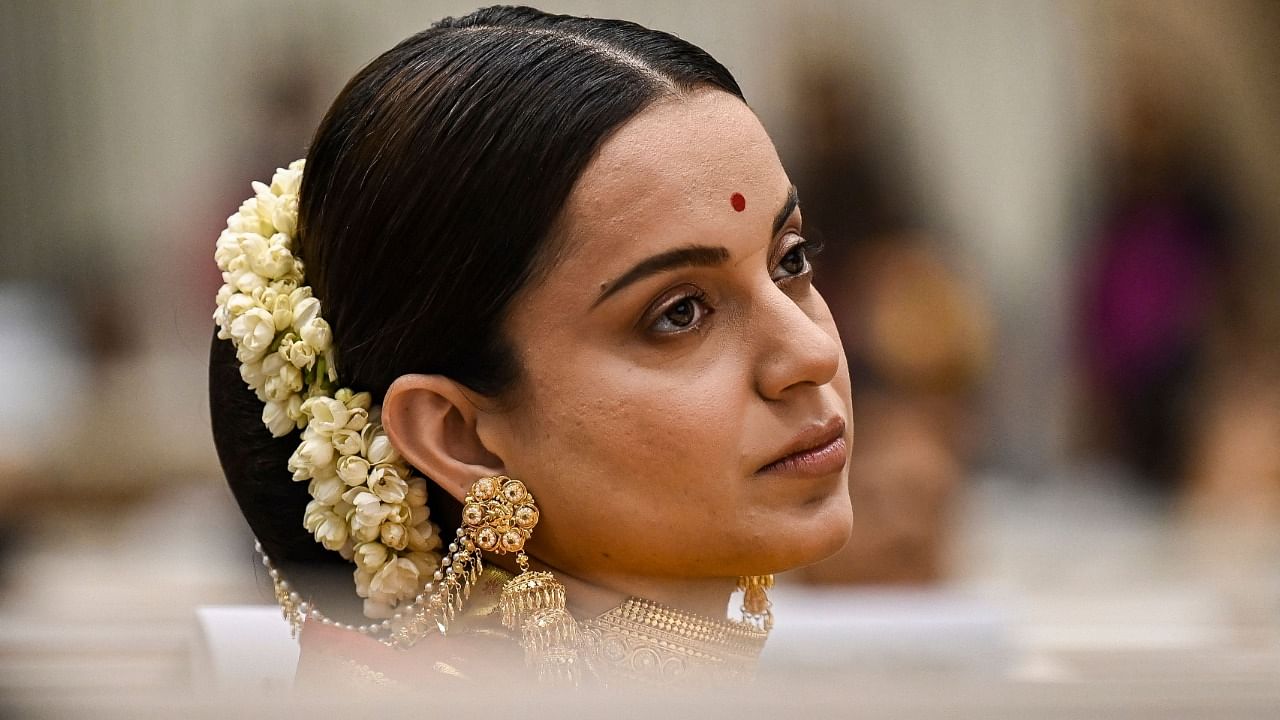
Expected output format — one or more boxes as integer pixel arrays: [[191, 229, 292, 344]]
[[772, 185, 800, 237], [591, 245, 729, 308], [591, 186, 801, 308]]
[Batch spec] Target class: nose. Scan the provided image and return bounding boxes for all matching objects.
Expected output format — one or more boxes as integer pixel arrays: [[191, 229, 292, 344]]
[[753, 286, 843, 401]]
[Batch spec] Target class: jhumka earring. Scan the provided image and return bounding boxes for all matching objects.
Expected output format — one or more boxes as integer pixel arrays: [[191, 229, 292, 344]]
[[737, 575, 775, 631], [445, 475, 581, 683]]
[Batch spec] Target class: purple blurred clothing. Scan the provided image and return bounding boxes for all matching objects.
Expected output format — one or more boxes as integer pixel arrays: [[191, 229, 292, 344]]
[[1081, 203, 1215, 399]]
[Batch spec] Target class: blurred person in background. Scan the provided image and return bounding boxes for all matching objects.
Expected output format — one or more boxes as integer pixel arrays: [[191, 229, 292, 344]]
[[787, 63, 993, 586], [1072, 72, 1238, 494]]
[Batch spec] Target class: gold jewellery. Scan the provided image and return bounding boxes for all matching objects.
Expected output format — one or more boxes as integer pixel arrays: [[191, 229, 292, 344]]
[[737, 574, 775, 631], [445, 475, 582, 684], [262, 474, 776, 686]]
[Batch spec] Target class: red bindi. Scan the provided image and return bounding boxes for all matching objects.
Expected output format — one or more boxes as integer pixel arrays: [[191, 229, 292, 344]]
[[730, 192, 746, 212]]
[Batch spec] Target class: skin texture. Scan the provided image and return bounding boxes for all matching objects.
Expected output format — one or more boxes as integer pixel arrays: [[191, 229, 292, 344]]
[[383, 89, 854, 618]]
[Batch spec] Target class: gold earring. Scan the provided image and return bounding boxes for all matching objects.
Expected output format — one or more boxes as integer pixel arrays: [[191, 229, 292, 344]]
[[458, 475, 581, 684], [738, 575, 775, 631]]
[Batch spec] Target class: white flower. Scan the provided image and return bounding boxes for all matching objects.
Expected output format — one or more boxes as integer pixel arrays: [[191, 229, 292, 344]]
[[280, 361, 303, 390], [331, 428, 364, 457], [359, 424, 378, 454], [253, 181, 278, 226], [349, 514, 381, 544], [288, 453, 312, 482], [379, 523, 408, 551], [316, 515, 347, 550], [263, 361, 302, 403], [260, 350, 286, 378], [271, 167, 303, 197], [261, 400, 295, 437], [248, 233, 294, 280], [214, 231, 247, 270], [409, 504, 430, 526], [337, 455, 370, 486], [223, 292, 256, 319], [368, 557, 419, 605], [344, 488, 391, 526], [286, 339, 315, 369], [343, 407, 369, 432], [336, 389, 373, 412], [384, 502, 411, 525], [368, 466, 408, 504], [229, 307, 275, 355], [289, 434, 334, 477], [261, 375, 287, 403], [324, 349, 338, 383], [228, 198, 272, 236], [285, 394, 304, 424], [405, 551, 440, 579], [353, 541, 389, 572], [269, 293, 294, 332], [227, 265, 267, 295], [273, 274, 301, 295], [302, 499, 325, 526], [366, 433, 398, 465], [407, 522, 440, 552], [272, 194, 299, 236], [405, 477, 428, 508], [355, 568, 374, 597], [363, 599, 394, 620], [291, 295, 321, 330], [302, 396, 349, 436], [302, 502, 347, 551], [299, 317, 332, 352], [226, 213, 266, 237], [215, 159, 453, 621], [308, 471, 344, 506], [236, 232, 269, 273], [239, 359, 266, 389]]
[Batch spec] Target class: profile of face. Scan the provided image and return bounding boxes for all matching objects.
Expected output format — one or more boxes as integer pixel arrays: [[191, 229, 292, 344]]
[[386, 90, 853, 602]]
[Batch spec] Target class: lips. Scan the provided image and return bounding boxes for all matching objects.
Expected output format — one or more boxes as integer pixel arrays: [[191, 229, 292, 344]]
[[757, 416, 848, 477]]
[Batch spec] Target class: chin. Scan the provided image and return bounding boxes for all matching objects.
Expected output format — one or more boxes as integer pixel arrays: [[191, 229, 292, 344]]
[[747, 489, 854, 574]]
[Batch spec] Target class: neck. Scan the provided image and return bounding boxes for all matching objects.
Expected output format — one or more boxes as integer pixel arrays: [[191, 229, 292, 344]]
[[489, 554, 738, 621]]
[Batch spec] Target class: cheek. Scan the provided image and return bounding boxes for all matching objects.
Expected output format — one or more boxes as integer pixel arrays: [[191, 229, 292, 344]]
[[532, 354, 744, 465], [508, 345, 753, 570]]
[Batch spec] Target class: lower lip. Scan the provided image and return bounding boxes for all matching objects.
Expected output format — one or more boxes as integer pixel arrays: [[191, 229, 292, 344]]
[[758, 435, 848, 478]]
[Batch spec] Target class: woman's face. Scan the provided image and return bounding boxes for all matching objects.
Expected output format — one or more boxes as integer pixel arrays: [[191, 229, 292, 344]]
[[481, 89, 854, 585]]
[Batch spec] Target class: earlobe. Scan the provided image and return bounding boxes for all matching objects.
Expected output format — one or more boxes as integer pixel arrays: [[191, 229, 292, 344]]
[[381, 374, 506, 503]]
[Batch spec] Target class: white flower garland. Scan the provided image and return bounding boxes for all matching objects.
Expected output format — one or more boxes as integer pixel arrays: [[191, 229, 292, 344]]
[[213, 160, 443, 619]]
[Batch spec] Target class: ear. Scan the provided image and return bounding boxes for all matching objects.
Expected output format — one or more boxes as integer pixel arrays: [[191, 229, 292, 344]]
[[381, 374, 505, 504]]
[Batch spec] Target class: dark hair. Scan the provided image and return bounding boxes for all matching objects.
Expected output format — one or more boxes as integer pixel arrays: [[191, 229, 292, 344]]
[[210, 5, 743, 568]]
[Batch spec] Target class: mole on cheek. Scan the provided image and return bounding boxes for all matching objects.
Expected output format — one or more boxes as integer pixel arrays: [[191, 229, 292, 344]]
[[730, 192, 746, 212]]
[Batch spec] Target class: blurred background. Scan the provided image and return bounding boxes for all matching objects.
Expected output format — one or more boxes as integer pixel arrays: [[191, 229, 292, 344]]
[[1, 0, 1277, 715]]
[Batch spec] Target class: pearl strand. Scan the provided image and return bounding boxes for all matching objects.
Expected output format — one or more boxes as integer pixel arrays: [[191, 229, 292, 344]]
[[254, 540, 441, 642]]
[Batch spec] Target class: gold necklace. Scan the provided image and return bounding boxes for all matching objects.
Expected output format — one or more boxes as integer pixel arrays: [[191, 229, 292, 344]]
[[578, 597, 769, 686]]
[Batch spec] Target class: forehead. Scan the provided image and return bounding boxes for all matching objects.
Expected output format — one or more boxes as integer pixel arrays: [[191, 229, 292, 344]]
[[556, 90, 787, 270]]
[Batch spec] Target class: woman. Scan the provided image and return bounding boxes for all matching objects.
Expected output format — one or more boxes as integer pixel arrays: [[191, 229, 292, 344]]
[[210, 5, 853, 688]]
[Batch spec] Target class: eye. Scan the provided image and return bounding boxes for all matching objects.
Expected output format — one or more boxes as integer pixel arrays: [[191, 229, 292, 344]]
[[647, 288, 712, 334], [771, 236, 819, 282]]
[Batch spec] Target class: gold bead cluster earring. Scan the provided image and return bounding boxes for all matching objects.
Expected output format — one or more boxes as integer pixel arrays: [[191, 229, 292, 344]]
[[442, 475, 581, 683]]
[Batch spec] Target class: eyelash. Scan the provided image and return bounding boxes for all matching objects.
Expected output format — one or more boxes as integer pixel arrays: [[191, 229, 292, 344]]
[[647, 286, 712, 335], [772, 234, 823, 284], [644, 235, 822, 336]]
